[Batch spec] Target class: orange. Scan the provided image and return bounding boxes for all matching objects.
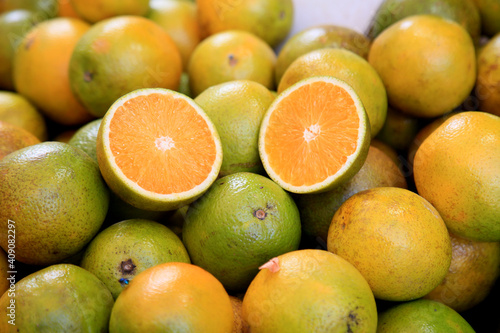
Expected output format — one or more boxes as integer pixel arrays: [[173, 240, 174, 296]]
[[0, 248, 9, 296], [424, 233, 500, 312], [69, 15, 182, 117], [57, 0, 80, 18], [375, 106, 421, 151], [414, 112, 500, 241], [109, 262, 234, 332], [476, 33, 500, 117], [241, 249, 378, 332], [259, 76, 370, 194], [294, 145, 407, 242], [370, 139, 400, 166], [472, 0, 500, 36], [70, 0, 150, 23], [327, 187, 452, 301], [183, 172, 301, 291], [96, 88, 222, 211], [0, 121, 40, 159], [278, 48, 387, 137], [194, 80, 275, 177], [13, 17, 93, 125], [275, 25, 371, 84], [68, 118, 102, 161], [196, 0, 293, 47], [188, 30, 276, 96], [147, 0, 200, 70], [368, 15, 476, 118], [53, 129, 76, 143], [230, 296, 250, 333], [0, 91, 47, 141]]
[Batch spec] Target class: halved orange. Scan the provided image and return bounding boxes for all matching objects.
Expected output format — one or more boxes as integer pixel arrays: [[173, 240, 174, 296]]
[[96, 88, 223, 211], [258, 76, 370, 194]]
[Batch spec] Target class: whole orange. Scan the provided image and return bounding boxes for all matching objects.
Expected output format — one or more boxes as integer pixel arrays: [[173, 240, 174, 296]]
[[70, 0, 150, 23]]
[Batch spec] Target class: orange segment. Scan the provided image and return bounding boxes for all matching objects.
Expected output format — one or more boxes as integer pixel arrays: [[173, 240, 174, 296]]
[[259, 76, 370, 194], [109, 93, 217, 194]]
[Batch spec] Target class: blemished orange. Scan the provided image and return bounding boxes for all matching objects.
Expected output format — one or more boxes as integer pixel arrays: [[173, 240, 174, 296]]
[[0, 121, 40, 159], [424, 233, 500, 312], [196, 0, 293, 47], [241, 250, 378, 332], [259, 76, 370, 194], [109, 262, 234, 332], [187, 30, 276, 96], [147, 0, 200, 70], [69, 15, 182, 117], [70, 0, 150, 23], [327, 187, 452, 301], [13, 17, 93, 125], [96, 88, 222, 211], [413, 112, 500, 242]]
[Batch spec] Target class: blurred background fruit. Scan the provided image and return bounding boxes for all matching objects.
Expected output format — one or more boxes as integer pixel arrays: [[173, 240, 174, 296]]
[[0, 91, 47, 140], [13, 17, 94, 125], [194, 80, 275, 177], [472, 0, 500, 36], [69, 16, 182, 117], [476, 33, 500, 117], [229, 296, 250, 333], [69, 0, 149, 23], [0, 120, 39, 159], [1, 0, 58, 20], [188, 30, 276, 96], [0, 249, 9, 295], [375, 106, 421, 151], [278, 48, 387, 137]]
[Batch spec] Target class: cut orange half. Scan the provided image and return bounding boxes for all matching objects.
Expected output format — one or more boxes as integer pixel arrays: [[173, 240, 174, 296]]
[[259, 76, 370, 194], [97, 88, 223, 211]]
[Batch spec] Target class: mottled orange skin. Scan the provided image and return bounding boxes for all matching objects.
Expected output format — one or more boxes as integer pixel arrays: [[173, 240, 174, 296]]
[[13, 17, 93, 125], [230, 296, 250, 333], [0, 121, 39, 159], [109, 262, 234, 332], [414, 112, 500, 241], [425, 233, 500, 312], [476, 34, 500, 117], [327, 187, 452, 301]]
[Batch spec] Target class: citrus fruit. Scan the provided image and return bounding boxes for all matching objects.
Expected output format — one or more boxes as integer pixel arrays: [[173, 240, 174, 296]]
[[0, 91, 47, 141], [13, 17, 94, 125], [57, 0, 80, 18], [230, 296, 250, 333], [0, 248, 9, 296], [424, 233, 500, 312], [0, 9, 40, 90], [183, 172, 301, 291], [70, 0, 150, 23], [0, 264, 113, 332], [367, 0, 481, 42], [368, 15, 476, 118], [278, 48, 387, 137], [69, 15, 182, 117], [1, 0, 58, 20], [472, 0, 500, 36], [105, 192, 169, 225], [0, 142, 109, 265], [96, 88, 222, 211], [327, 187, 452, 301], [68, 118, 101, 161], [0, 121, 39, 159], [178, 71, 192, 97], [377, 299, 475, 332], [147, 0, 200, 70], [259, 76, 370, 194], [242, 249, 378, 332], [81, 219, 190, 299], [275, 25, 371, 84], [109, 262, 234, 333], [194, 80, 275, 177], [375, 106, 421, 151], [370, 139, 400, 166], [294, 145, 407, 242], [476, 33, 500, 117], [413, 112, 500, 241], [53, 129, 76, 143], [196, 0, 293, 47], [188, 30, 276, 96]]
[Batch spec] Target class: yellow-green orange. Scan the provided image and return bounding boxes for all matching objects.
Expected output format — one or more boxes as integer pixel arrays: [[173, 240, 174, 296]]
[[188, 30, 276, 96], [294, 145, 407, 242], [375, 107, 421, 151], [242, 250, 377, 332], [194, 80, 275, 176], [183, 172, 301, 291], [368, 15, 476, 118], [275, 25, 371, 84], [0, 264, 113, 333], [476, 33, 500, 117], [68, 118, 102, 161], [109, 262, 234, 332], [472, 0, 500, 36], [278, 48, 387, 137], [81, 219, 190, 299], [327, 187, 452, 301], [424, 233, 500, 312], [414, 112, 500, 241], [69, 16, 182, 117], [0, 142, 109, 265]]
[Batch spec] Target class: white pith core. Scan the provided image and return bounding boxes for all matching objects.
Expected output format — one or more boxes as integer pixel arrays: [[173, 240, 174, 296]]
[[155, 136, 175, 151], [303, 124, 321, 143]]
